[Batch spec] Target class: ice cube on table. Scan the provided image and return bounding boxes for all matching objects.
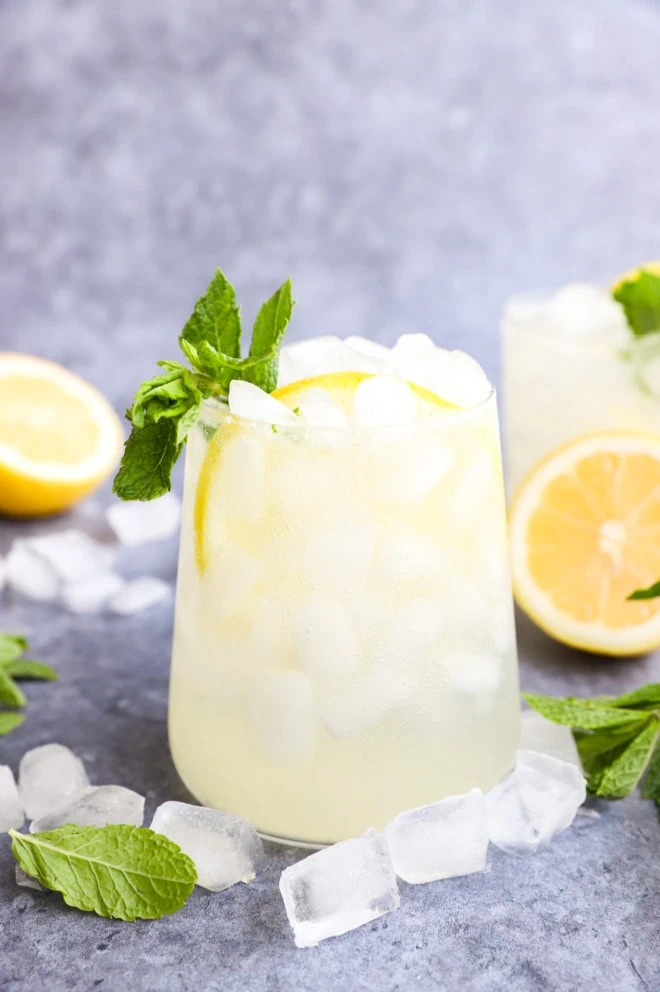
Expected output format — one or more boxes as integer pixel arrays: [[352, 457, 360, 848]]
[[485, 749, 586, 854], [61, 572, 125, 614], [108, 577, 170, 615], [292, 596, 360, 681], [250, 671, 316, 765], [106, 492, 181, 546], [150, 801, 265, 892], [18, 744, 90, 821], [0, 765, 24, 833], [5, 541, 59, 602], [16, 866, 47, 892], [352, 375, 417, 427], [280, 827, 399, 948], [303, 518, 376, 597], [228, 380, 299, 426], [385, 788, 489, 883], [520, 710, 581, 768], [26, 530, 116, 583], [30, 785, 145, 833]]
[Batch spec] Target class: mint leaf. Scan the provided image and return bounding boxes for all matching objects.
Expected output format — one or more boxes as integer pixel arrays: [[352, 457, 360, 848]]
[[0, 669, 26, 708], [0, 712, 24, 735], [248, 278, 294, 392], [180, 268, 242, 361], [613, 270, 660, 336], [113, 421, 180, 501], [0, 634, 28, 664], [609, 683, 660, 710], [6, 660, 58, 681], [522, 692, 647, 729], [596, 717, 660, 798], [10, 825, 197, 921], [129, 362, 204, 432], [641, 746, 660, 805], [628, 579, 660, 600]]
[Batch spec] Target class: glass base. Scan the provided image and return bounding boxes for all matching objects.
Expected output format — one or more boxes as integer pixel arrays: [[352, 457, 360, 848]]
[[256, 829, 328, 851]]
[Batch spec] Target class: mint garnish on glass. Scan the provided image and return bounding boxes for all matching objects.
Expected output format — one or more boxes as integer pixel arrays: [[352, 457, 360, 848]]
[[523, 684, 660, 806], [113, 269, 294, 501], [612, 268, 660, 337]]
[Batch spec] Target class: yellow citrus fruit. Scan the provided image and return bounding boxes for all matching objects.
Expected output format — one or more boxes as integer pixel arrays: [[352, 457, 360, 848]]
[[0, 353, 124, 517], [611, 260, 660, 293], [510, 431, 660, 656]]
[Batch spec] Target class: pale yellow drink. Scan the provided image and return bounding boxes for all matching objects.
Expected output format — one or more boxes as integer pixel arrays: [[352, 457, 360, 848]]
[[169, 363, 520, 846]]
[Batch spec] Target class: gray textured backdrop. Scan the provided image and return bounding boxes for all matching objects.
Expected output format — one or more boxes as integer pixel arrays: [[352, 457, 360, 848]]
[[1, 1, 660, 991]]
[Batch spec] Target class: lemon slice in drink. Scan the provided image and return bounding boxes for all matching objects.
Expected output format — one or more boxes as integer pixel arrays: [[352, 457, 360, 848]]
[[0, 353, 124, 517], [272, 371, 455, 420], [510, 431, 660, 656]]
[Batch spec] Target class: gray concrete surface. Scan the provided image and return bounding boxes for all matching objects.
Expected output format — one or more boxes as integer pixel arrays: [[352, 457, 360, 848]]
[[1, 0, 660, 989]]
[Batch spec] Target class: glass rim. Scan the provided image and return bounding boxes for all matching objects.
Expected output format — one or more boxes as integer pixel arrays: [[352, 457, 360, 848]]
[[199, 382, 497, 436]]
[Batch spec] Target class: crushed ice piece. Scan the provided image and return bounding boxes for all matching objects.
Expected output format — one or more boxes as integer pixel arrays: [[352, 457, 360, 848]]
[[250, 671, 316, 765], [202, 546, 260, 618], [302, 518, 376, 597], [278, 337, 391, 386], [520, 709, 581, 768], [150, 801, 265, 892], [292, 596, 360, 681], [379, 440, 454, 503], [295, 388, 351, 429], [279, 827, 399, 948], [485, 749, 586, 854], [385, 788, 489, 883], [25, 530, 116, 583], [5, 541, 59, 602], [18, 744, 90, 821], [108, 577, 171, 615], [549, 283, 629, 337], [106, 492, 181, 546], [322, 670, 413, 739], [228, 379, 299, 426], [344, 337, 393, 365], [376, 599, 442, 676], [61, 572, 125, 614], [352, 375, 417, 427], [436, 351, 491, 408], [213, 434, 265, 522], [30, 785, 145, 833], [16, 866, 47, 892], [390, 336, 491, 408], [446, 651, 502, 697], [0, 765, 25, 833]]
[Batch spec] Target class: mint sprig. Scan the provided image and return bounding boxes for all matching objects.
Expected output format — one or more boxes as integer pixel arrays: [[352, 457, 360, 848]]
[[113, 269, 295, 501], [523, 685, 660, 805], [0, 634, 57, 736], [10, 824, 197, 921], [613, 269, 660, 336]]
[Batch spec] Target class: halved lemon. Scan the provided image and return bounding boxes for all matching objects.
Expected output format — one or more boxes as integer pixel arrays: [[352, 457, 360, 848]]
[[510, 431, 660, 656], [0, 353, 124, 517]]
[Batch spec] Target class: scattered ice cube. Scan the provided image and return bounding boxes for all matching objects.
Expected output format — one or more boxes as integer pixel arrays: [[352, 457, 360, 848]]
[[250, 671, 316, 765], [108, 577, 170, 615], [280, 827, 399, 948], [295, 388, 351, 429], [0, 765, 24, 833], [30, 785, 145, 833], [202, 545, 260, 618], [213, 434, 266, 522], [61, 572, 125, 614], [485, 750, 586, 854], [26, 530, 116, 583], [352, 375, 417, 427], [5, 541, 59, 602], [228, 380, 299, 426], [520, 710, 581, 768], [292, 596, 360, 680], [150, 801, 265, 892], [302, 518, 376, 597], [385, 788, 489, 883], [15, 866, 46, 892], [106, 492, 181, 546], [18, 744, 90, 821], [322, 669, 413, 739]]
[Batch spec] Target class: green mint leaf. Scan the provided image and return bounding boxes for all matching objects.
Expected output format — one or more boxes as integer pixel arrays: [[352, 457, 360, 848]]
[[613, 270, 660, 336], [113, 421, 181, 501], [10, 825, 197, 921], [609, 683, 660, 710], [248, 278, 294, 392], [574, 722, 649, 764], [6, 660, 58, 681], [0, 712, 25, 736], [641, 746, 660, 803], [180, 269, 242, 361], [595, 717, 660, 799], [628, 579, 660, 600], [0, 669, 26, 708], [0, 634, 28, 664], [522, 692, 647, 730], [129, 362, 203, 430]]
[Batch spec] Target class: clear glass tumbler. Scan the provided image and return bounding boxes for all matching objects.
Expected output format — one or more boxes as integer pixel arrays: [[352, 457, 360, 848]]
[[169, 388, 520, 846]]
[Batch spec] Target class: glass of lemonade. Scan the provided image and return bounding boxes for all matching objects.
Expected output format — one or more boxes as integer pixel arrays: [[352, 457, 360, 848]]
[[168, 336, 520, 846], [502, 282, 660, 493]]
